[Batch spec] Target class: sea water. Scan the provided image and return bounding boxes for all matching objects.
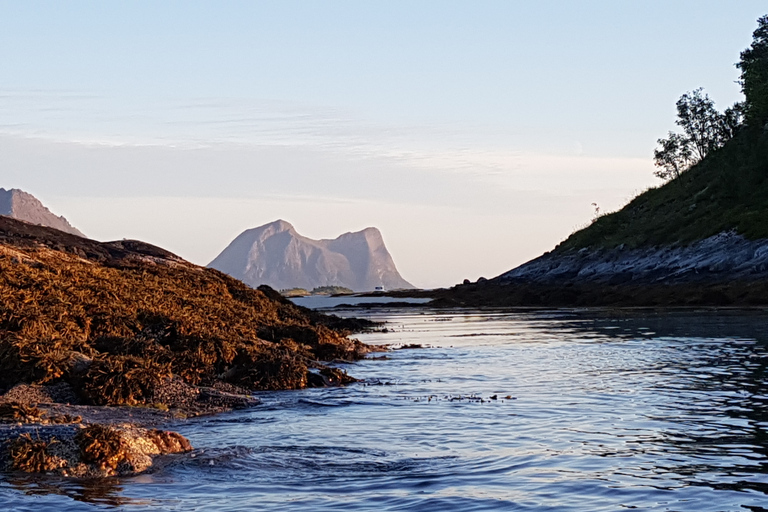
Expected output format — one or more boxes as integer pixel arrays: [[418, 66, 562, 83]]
[[3, 308, 768, 511]]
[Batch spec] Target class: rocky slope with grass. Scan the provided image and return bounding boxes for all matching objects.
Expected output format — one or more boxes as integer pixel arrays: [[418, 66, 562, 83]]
[[437, 129, 768, 307], [0, 216, 377, 475], [437, 17, 768, 308]]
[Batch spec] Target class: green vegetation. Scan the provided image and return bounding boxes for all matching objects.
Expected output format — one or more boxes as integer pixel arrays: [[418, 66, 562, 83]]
[[561, 128, 768, 250], [560, 15, 768, 251], [311, 286, 354, 295], [280, 286, 354, 297], [280, 288, 310, 297], [653, 89, 743, 180], [739, 15, 768, 127]]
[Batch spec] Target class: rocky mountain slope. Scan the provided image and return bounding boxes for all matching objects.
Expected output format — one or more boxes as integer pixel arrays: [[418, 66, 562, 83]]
[[0, 188, 85, 237], [209, 220, 414, 292]]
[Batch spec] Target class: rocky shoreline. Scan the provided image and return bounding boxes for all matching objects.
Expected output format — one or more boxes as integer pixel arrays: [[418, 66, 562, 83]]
[[0, 380, 266, 477], [0, 216, 381, 477], [424, 232, 768, 307]]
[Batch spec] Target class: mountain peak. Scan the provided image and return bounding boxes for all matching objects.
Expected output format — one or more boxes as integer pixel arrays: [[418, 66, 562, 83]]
[[0, 188, 85, 237], [266, 219, 294, 231], [209, 222, 413, 292]]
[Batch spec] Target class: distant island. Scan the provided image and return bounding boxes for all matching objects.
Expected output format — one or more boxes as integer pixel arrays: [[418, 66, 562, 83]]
[[281, 286, 355, 297], [208, 219, 414, 292]]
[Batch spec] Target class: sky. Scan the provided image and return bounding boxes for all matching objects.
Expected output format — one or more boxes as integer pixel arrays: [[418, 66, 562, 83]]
[[1, 1, 765, 288]]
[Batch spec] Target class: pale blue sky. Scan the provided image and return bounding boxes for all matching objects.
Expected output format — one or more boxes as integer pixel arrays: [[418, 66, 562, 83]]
[[1, 2, 765, 287]]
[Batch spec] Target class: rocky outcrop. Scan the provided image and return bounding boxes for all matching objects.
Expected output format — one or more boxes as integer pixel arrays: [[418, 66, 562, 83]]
[[432, 232, 768, 307], [0, 215, 376, 409], [1, 422, 192, 477], [497, 232, 768, 285], [208, 220, 414, 292], [0, 188, 85, 237]]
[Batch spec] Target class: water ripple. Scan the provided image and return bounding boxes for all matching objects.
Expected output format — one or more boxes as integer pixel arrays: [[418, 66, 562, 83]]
[[3, 309, 768, 511]]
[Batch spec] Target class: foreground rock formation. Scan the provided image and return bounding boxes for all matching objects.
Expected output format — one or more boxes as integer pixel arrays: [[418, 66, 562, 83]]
[[2, 420, 192, 478], [0, 188, 85, 237], [0, 216, 378, 475], [209, 219, 414, 292]]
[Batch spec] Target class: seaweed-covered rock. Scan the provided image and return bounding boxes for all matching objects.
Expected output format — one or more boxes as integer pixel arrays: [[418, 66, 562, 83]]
[[0, 216, 373, 408], [4, 424, 192, 477]]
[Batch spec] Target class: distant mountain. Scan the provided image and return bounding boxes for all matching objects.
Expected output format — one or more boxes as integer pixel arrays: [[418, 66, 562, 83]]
[[208, 220, 414, 292], [0, 188, 85, 237]]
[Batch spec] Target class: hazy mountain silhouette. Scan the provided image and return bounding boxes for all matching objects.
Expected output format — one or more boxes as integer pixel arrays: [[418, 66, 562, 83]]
[[209, 220, 413, 292], [0, 188, 85, 237]]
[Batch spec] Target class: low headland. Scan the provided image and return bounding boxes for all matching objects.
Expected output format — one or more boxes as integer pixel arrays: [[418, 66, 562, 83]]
[[424, 19, 768, 309], [0, 216, 379, 477], [432, 124, 768, 308]]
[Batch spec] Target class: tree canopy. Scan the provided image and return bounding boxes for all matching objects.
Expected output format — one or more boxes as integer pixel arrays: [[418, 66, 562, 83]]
[[738, 15, 768, 128], [653, 14, 768, 180], [653, 89, 742, 180]]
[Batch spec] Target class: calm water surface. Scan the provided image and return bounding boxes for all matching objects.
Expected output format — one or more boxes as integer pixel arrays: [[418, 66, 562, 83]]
[[3, 308, 768, 511]]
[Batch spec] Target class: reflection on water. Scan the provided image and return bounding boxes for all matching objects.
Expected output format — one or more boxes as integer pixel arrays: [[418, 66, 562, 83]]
[[2, 308, 768, 511], [6, 474, 150, 507]]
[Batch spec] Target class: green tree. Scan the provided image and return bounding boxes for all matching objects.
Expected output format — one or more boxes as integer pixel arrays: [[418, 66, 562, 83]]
[[653, 89, 740, 180], [653, 131, 693, 180], [737, 15, 768, 128], [675, 89, 731, 161]]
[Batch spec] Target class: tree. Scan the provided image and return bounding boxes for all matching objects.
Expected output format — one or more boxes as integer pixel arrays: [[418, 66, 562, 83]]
[[721, 102, 746, 140], [653, 90, 742, 181], [737, 15, 768, 128], [653, 131, 694, 180], [675, 89, 730, 161]]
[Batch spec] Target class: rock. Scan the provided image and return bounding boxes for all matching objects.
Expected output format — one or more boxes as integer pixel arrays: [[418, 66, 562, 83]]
[[497, 232, 768, 286], [2, 423, 192, 477]]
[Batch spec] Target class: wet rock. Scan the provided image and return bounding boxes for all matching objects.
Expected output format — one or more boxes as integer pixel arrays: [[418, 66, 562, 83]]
[[1, 382, 80, 406], [2, 423, 192, 477]]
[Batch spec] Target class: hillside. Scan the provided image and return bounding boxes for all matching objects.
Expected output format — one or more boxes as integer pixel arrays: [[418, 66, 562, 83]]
[[433, 16, 768, 308], [209, 220, 414, 292], [0, 217, 374, 408], [433, 128, 768, 308], [559, 129, 768, 251]]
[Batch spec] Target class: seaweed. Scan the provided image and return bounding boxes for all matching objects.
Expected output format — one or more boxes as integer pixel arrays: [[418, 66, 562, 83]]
[[9, 434, 61, 473], [75, 425, 129, 471], [0, 217, 369, 407], [0, 402, 42, 422]]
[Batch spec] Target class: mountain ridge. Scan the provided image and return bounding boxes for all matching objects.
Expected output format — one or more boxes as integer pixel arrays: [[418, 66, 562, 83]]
[[208, 220, 414, 292], [0, 188, 85, 237]]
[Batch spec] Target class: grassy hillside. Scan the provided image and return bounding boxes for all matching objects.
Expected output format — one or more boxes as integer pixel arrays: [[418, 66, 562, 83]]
[[559, 129, 768, 251]]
